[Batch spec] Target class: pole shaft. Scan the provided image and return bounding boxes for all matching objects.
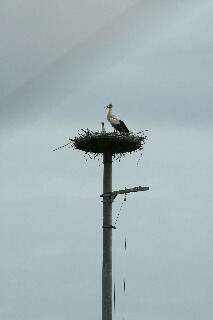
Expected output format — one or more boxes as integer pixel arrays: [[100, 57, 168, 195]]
[[102, 152, 112, 320]]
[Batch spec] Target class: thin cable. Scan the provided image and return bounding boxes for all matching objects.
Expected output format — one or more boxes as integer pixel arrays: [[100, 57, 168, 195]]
[[113, 221, 117, 320], [114, 192, 127, 227], [123, 201, 127, 320], [123, 236, 127, 320], [124, 238, 127, 292], [113, 193, 128, 320], [53, 141, 72, 151]]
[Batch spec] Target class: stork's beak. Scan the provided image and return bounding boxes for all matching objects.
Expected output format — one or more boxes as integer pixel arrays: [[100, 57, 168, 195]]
[[105, 105, 109, 109]]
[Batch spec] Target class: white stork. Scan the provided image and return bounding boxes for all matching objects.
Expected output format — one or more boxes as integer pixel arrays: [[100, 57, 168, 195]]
[[105, 104, 129, 133], [101, 122, 106, 133]]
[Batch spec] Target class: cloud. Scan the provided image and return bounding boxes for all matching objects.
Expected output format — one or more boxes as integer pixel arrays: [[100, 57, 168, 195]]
[[1, 0, 210, 129], [1, 2, 213, 319]]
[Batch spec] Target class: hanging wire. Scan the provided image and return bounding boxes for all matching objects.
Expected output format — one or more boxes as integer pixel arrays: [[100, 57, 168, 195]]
[[114, 192, 128, 228], [113, 192, 128, 320], [113, 218, 118, 320], [122, 199, 128, 320], [124, 237, 127, 293], [136, 152, 143, 167], [53, 141, 72, 151]]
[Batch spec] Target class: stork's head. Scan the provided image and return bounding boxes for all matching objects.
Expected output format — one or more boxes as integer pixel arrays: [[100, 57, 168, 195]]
[[101, 122, 104, 125], [105, 103, 112, 109]]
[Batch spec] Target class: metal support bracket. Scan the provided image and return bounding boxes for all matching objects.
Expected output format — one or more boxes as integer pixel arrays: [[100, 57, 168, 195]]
[[100, 185, 149, 203], [102, 225, 116, 229], [101, 193, 117, 203]]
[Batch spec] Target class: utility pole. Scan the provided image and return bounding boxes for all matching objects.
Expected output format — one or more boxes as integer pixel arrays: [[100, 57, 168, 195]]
[[102, 152, 113, 320], [101, 154, 149, 320], [69, 128, 148, 320]]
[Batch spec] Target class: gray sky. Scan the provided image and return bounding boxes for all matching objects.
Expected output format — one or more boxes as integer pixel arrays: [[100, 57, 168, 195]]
[[1, 1, 213, 319]]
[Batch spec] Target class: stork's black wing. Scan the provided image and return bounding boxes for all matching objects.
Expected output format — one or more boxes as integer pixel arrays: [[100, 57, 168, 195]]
[[119, 120, 129, 133]]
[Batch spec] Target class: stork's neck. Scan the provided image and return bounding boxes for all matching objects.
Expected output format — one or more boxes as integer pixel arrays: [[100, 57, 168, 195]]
[[107, 108, 113, 120], [107, 108, 112, 121]]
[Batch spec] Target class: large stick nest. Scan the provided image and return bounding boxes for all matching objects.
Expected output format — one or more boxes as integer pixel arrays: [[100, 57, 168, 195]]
[[70, 129, 147, 155]]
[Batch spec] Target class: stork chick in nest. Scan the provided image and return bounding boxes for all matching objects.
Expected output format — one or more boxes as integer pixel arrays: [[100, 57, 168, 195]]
[[101, 122, 106, 133], [105, 104, 129, 133]]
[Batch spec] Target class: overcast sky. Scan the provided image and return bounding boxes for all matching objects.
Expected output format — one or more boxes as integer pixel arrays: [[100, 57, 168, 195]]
[[1, 1, 213, 319]]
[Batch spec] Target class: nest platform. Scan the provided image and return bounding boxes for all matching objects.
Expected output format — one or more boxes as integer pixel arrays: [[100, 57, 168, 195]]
[[72, 131, 146, 154]]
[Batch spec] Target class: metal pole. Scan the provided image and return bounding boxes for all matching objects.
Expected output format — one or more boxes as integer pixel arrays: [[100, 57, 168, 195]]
[[102, 152, 112, 320]]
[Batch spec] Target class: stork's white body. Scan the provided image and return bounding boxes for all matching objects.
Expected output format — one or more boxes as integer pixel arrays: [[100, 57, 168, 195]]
[[107, 110, 120, 125]]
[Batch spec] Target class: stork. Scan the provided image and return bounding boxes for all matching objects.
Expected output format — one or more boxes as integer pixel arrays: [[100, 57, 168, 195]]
[[105, 104, 129, 133], [101, 122, 106, 133]]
